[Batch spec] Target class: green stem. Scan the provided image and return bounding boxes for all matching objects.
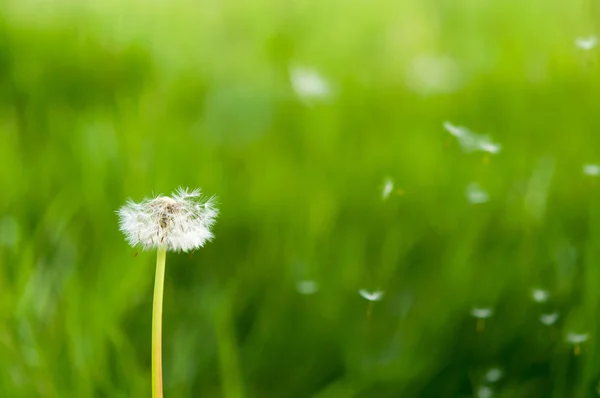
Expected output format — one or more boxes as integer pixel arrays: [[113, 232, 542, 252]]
[[152, 248, 167, 398]]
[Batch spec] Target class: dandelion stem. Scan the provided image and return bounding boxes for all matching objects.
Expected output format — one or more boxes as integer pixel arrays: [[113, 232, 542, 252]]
[[152, 248, 167, 398]]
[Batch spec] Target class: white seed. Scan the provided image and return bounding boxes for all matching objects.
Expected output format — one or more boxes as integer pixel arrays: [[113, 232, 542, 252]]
[[359, 289, 384, 301]]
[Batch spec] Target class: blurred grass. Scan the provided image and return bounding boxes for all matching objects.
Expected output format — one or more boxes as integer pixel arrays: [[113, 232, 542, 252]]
[[1, 0, 600, 397]]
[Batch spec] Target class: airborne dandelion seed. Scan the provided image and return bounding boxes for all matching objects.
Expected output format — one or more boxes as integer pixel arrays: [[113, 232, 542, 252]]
[[575, 36, 597, 50], [466, 182, 489, 204], [359, 289, 384, 301], [566, 333, 588, 344], [477, 386, 494, 398], [471, 307, 493, 332], [471, 307, 493, 319], [583, 164, 600, 176], [478, 139, 501, 154], [443, 121, 478, 151], [485, 368, 503, 383], [359, 289, 384, 319], [540, 312, 559, 326], [531, 288, 549, 303], [382, 178, 394, 200], [443, 121, 501, 154], [566, 332, 589, 356], [289, 66, 331, 101]]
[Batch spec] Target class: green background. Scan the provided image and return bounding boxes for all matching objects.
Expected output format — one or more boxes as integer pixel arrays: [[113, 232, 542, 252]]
[[1, 0, 600, 397]]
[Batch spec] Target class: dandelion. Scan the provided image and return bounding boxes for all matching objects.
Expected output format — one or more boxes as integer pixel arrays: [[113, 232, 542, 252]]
[[531, 288, 549, 303], [466, 182, 489, 204], [289, 66, 331, 102], [117, 187, 218, 398], [382, 178, 394, 200], [575, 36, 597, 50], [566, 332, 589, 355], [583, 164, 600, 176], [359, 289, 384, 319], [471, 307, 493, 332], [296, 280, 319, 295]]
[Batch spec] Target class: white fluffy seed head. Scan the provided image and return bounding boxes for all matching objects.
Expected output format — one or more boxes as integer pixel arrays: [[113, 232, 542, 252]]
[[117, 187, 218, 252]]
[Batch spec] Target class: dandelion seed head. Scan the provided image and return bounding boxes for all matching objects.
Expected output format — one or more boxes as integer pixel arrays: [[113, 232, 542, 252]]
[[540, 312, 559, 326], [575, 36, 597, 50], [359, 289, 384, 301], [566, 332, 589, 344], [583, 164, 600, 176], [471, 307, 493, 319], [532, 288, 549, 303], [117, 187, 218, 252]]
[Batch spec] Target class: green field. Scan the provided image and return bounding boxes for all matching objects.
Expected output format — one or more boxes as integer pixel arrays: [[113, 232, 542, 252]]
[[1, 1, 600, 397]]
